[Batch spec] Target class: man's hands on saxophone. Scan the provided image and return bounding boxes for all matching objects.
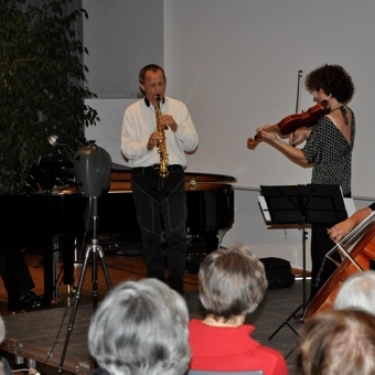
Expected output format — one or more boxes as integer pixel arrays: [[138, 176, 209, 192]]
[[147, 130, 162, 150], [160, 114, 178, 132], [147, 114, 178, 151]]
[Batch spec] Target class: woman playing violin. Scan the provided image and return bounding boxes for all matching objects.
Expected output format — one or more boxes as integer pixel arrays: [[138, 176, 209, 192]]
[[257, 64, 355, 299]]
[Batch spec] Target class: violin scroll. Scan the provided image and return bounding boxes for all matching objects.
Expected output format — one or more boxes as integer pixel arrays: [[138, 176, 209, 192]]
[[247, 135, 260, 149], [247, 124, 277, 149]]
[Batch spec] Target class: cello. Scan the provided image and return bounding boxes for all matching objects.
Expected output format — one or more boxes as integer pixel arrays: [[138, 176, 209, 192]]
[[303, 211, 375, 320]]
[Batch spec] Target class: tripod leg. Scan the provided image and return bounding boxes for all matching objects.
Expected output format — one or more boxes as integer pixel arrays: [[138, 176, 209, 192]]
[[91, 245, 99, 308], [96, 244, 113, 289], [89, 240, 113, 310], [57, 247, 91, 375], [58, 195, 113, 373]]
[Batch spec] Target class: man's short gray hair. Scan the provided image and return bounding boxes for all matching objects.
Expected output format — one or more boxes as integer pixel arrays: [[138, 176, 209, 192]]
[[88, 278, 190, 375]]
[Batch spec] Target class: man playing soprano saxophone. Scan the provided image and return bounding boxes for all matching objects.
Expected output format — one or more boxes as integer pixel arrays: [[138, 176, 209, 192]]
[[121, 64, 199, 294]]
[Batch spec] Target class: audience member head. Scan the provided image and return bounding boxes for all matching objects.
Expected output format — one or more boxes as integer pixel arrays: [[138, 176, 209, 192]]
[[296, 309, 375, 375], [0, 315, 5, 344], [88, 278, 190, 375], [0, 315, 10, 375], [198, 244, 268, 320], [334, 270, 375, 315]]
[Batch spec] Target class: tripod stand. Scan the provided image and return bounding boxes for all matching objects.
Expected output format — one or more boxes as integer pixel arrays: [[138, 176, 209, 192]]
[[57, 142, 113, 374], [259, 184, 347, 341], [57, 196, 112, 374]]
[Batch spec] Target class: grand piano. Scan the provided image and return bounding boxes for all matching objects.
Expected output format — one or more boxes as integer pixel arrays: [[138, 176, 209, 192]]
[[1, 165, 236, 304]]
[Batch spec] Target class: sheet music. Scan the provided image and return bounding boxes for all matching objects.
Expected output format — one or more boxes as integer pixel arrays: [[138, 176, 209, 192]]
[[344, 197, 356, 217], [258, 196, 271, 222]]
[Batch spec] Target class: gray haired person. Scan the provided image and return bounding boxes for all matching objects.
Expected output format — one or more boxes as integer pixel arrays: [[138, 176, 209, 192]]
[[334, 270, 375, 315], [0, 316, 12, 375], [88, 278, 190, 375], [189, 244, 289, 374]]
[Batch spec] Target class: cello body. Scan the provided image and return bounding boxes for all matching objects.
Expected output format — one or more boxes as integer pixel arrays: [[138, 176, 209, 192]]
[[303, 220, 375, 320]]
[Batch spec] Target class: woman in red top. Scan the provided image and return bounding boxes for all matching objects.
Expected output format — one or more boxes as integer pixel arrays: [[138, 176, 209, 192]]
[[189, 245, 289, 375]]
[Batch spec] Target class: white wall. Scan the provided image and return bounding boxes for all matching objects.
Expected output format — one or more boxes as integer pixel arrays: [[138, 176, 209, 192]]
[[85, 98, 136, 165], [82, 0, 375, 271], [163, 0, 375, 199], [82, 0, 163, 98]]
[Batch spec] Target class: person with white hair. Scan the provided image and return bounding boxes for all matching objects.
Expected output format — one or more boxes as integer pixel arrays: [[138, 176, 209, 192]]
[[334, 270, 375, 315], [88, 278, 190, 375], [0, 316, 12, 375]]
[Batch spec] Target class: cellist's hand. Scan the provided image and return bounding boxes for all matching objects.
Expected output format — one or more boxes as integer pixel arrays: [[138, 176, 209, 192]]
[[289, 128, 311, 146], [327, 219, 355, 243]]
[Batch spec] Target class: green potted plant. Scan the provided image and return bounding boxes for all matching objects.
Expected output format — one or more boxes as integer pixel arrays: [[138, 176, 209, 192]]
[[0, 0, 99, 194]]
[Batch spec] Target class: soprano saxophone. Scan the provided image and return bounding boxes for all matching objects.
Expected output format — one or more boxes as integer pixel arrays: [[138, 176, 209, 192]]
[[155, 95, 169, 178]]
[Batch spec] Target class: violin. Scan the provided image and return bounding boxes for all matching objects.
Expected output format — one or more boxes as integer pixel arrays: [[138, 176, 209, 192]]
[[247, 100, 330, 149]]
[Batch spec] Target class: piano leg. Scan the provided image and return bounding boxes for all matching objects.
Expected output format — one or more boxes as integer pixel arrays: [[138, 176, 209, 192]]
[[43, 234, 76, 306]]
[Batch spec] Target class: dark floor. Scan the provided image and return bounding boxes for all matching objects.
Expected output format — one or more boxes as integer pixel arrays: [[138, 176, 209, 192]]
[[0, 247, 307, 375]]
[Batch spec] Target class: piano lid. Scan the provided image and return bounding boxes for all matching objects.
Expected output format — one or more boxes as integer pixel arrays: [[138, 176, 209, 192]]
[[111, 165, 237, 183], [110, 165, 236, 193]]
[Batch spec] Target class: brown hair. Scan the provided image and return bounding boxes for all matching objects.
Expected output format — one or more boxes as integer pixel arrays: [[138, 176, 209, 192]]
[[296, 309, 375, 375]]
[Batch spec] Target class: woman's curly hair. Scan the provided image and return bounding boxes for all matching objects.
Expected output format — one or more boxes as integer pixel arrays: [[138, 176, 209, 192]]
[[305, 64, 354, 104]]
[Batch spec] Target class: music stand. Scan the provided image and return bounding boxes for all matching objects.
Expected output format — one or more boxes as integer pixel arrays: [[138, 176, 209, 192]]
[[260, 184, 347, 340]]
